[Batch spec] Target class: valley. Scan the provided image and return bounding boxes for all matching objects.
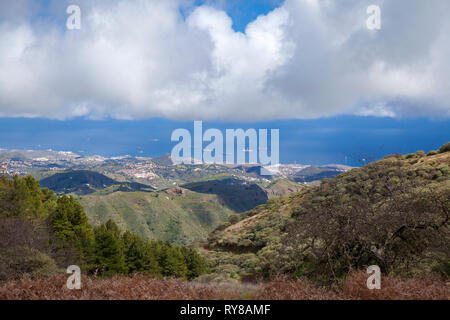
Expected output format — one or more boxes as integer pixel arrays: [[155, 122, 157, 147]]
[[2, 145, 448, 285], [0, 143, 448, 298], [0, 148, 348, 243]]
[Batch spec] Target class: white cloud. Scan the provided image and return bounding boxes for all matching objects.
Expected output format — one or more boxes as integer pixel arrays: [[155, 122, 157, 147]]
[[0, 0, 449, 120]]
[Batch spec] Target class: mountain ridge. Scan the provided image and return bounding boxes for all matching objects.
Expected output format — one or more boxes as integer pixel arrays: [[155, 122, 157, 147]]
[[40, 170, 153, 195]]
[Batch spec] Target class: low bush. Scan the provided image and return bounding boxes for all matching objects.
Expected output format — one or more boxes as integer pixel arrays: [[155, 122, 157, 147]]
[[0, 247, 59, 281], [1, 271, 447, 300]]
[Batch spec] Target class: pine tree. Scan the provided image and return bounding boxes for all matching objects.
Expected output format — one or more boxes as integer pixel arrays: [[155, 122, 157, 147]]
[[48, 195, 95, 267], [159, 243, 188, 279], [0, 175, 44, 218], [181, 247, 208, 280], [122, 231, 161, 276], [94, 222, 128, 276]]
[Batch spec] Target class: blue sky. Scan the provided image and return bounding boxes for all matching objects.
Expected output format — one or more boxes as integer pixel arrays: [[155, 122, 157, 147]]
[[200, 0, 284, 32], [0, 0, 449, 165]]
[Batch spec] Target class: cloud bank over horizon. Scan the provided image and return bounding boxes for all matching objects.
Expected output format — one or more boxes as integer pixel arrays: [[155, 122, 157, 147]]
[[0, 0, 449, 121]]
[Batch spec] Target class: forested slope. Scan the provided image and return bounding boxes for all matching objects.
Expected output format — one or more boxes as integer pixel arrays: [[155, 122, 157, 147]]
[[0, 175, 206, 281], [203, 143, 450, 283]]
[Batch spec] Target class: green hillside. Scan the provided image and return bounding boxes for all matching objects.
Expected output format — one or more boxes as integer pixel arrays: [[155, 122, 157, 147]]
[[182, 177, 268, 213], [263, 178, 304, 199], [79, 176, 304, 244], [79, 187, 236, 244], [202, 145, 450, 283]]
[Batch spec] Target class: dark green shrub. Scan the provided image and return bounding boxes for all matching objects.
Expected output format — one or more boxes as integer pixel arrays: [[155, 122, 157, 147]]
[[228, 214, 241, 224], [431, 260, 450, 280], [0, 247, 59, 280]]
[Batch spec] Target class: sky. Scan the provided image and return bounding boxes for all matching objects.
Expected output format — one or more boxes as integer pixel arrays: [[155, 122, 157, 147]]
[[0, 0, 449, 164], [0, 116, 447, 166]]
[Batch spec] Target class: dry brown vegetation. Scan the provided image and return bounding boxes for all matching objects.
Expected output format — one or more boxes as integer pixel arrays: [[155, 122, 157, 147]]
[[0, 271, 448, 300]]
